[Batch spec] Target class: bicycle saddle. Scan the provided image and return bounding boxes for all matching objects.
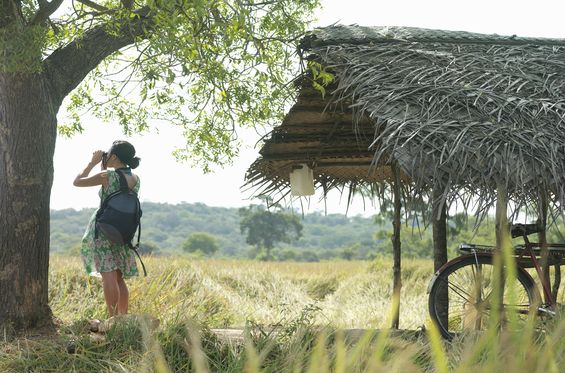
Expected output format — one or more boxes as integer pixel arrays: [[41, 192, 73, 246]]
[[510, 223, 543, 238]]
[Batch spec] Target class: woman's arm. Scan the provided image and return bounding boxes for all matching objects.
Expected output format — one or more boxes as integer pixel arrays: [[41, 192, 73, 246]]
[[73, 150, 109, 187]]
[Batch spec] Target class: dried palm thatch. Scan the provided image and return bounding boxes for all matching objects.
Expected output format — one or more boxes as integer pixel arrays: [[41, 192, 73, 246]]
[[244, 81, 410, 205], [246, 25, 565, 217]]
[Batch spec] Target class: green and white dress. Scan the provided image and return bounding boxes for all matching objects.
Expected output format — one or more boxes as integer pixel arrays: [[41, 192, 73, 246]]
[[81, 169, 140, 278]]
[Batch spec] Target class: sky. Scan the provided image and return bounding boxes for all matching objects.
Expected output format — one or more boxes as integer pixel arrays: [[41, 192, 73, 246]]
[[50, 0, 565, 214]]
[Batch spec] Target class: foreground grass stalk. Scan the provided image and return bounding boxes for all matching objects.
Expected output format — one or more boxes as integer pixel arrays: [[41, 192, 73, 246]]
[[244, 340, 260, 373], [426, 321, 449, 373], [139, 318, 169, 373], [187, 323, 210, 373], [306, 331, 329, 373], [333, 331, 346, 373]]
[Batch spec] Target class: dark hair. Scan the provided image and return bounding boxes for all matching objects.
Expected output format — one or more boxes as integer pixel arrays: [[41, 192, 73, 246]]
[[109, 140, 141, 169]]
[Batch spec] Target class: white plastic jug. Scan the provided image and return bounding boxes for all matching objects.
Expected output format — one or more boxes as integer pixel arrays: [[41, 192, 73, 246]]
[[289, 164, 315, 196]]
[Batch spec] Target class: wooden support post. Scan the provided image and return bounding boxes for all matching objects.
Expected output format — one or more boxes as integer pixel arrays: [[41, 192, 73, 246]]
[[539, 192, 552, 302], [495, 182, 509, 317], [552, 265, 561, 304], [391, 162, 402, 329], [432, 187, 448, 271], [495, 182, 509, 253], [432, 186, 448, 328]]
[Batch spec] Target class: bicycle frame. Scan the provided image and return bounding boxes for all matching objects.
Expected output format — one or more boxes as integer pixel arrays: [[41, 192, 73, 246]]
[[519, 236, 565, 308]]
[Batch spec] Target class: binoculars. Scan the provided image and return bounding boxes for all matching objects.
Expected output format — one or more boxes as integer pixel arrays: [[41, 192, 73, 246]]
[[102, 152, 109, 169]]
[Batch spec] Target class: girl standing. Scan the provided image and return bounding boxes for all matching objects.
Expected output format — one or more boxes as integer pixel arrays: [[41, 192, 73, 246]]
[[74, 140, 141, 316]]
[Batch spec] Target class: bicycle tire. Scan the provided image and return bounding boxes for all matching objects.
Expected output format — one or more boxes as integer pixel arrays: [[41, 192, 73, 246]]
[[428, 254, 540, 340]]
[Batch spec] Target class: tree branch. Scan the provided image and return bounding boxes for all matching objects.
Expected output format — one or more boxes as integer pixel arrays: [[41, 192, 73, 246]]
[[75, 0, 109, 12], [43, 6, 153, 106], [30, 0, 64, 25]]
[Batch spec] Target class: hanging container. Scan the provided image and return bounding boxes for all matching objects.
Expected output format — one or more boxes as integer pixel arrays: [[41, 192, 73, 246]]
[[289, 164, 315, 196]]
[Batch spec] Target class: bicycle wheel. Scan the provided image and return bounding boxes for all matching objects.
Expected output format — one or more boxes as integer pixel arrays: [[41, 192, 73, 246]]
[[428, 254, 540, 340]]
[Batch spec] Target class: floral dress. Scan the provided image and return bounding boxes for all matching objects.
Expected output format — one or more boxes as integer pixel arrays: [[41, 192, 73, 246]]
[[81, 169, 140, 278]]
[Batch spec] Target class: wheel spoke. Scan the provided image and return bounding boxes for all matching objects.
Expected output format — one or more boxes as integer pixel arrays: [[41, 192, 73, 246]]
[[435, 276, 473, 302]]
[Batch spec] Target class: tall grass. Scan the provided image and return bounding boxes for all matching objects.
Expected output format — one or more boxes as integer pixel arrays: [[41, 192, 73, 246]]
[[0, 256, 564, 372]]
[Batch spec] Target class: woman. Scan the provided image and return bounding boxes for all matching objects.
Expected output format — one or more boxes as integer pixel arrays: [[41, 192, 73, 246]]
[[74, 140, 141, 317]]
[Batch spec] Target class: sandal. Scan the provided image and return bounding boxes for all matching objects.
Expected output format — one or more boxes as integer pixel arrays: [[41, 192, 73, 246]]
[[88, 319, 102, 333]]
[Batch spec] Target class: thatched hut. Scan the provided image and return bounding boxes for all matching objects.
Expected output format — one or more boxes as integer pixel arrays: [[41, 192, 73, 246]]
[[245, 25, 565, 326]]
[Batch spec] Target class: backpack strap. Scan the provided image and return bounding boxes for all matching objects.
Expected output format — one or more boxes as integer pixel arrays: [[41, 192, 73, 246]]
[[128, 243, 147, 276], [115, 169, 130, 191], [134, 199, 145, 276]]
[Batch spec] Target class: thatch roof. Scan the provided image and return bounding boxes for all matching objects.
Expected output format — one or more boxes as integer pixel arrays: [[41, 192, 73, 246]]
[[246, 26, 565, 214]]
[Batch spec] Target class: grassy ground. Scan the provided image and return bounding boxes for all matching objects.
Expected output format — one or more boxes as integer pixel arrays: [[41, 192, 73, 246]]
[[49, 256, 433, 330], [1, 256, 565, 372]]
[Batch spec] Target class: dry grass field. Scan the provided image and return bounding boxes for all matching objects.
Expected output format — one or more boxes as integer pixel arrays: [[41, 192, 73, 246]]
[[1, 256, 564, 372], [49, 256, 434, 330]]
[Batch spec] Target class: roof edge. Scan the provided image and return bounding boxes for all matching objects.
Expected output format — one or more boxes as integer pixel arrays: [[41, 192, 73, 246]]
[[299, 25, 565, 50]]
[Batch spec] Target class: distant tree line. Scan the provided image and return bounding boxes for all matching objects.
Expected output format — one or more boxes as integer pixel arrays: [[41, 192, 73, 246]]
[[50, 202, 383, 260], [51, 202, 565, 261], [51, 202, 386, 261]]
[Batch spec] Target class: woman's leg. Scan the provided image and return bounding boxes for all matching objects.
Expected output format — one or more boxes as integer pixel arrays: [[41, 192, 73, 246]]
[[116, 270, 129, 315], [101, 270, 120, 317]]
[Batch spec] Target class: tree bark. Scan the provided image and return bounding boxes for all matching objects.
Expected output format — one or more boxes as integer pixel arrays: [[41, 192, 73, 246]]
[[0, 1, 22, 28], [0, 72, 57, 330]]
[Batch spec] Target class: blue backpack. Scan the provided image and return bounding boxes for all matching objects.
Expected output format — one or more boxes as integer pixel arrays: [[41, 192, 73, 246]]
[[95, 170, 146, 275]]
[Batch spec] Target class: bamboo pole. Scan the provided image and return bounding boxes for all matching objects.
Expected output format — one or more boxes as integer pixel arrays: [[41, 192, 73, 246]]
[[391, 162, 402, 329]]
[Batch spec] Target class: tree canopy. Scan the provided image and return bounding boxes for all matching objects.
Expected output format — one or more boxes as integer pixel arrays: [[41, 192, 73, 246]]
[[5, 0, 320, 168]]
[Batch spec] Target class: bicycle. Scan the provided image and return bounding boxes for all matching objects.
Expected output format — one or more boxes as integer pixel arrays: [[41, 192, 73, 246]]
[[427, 223, 565, 340]]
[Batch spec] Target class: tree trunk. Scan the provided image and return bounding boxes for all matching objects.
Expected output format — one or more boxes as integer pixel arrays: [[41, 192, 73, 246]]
[[0, 72, 58, 330]]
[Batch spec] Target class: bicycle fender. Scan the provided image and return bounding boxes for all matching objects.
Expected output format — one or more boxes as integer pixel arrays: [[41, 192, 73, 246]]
[[426, 270, 440, 294]]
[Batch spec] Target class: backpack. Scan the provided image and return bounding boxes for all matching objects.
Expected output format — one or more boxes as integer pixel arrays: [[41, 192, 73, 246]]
[[95, 170, 147, 276]]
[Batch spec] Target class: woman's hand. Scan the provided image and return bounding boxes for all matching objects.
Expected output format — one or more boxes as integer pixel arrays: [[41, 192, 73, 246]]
[[90, 150, 105, 166], [73, 150, 108, 187]]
